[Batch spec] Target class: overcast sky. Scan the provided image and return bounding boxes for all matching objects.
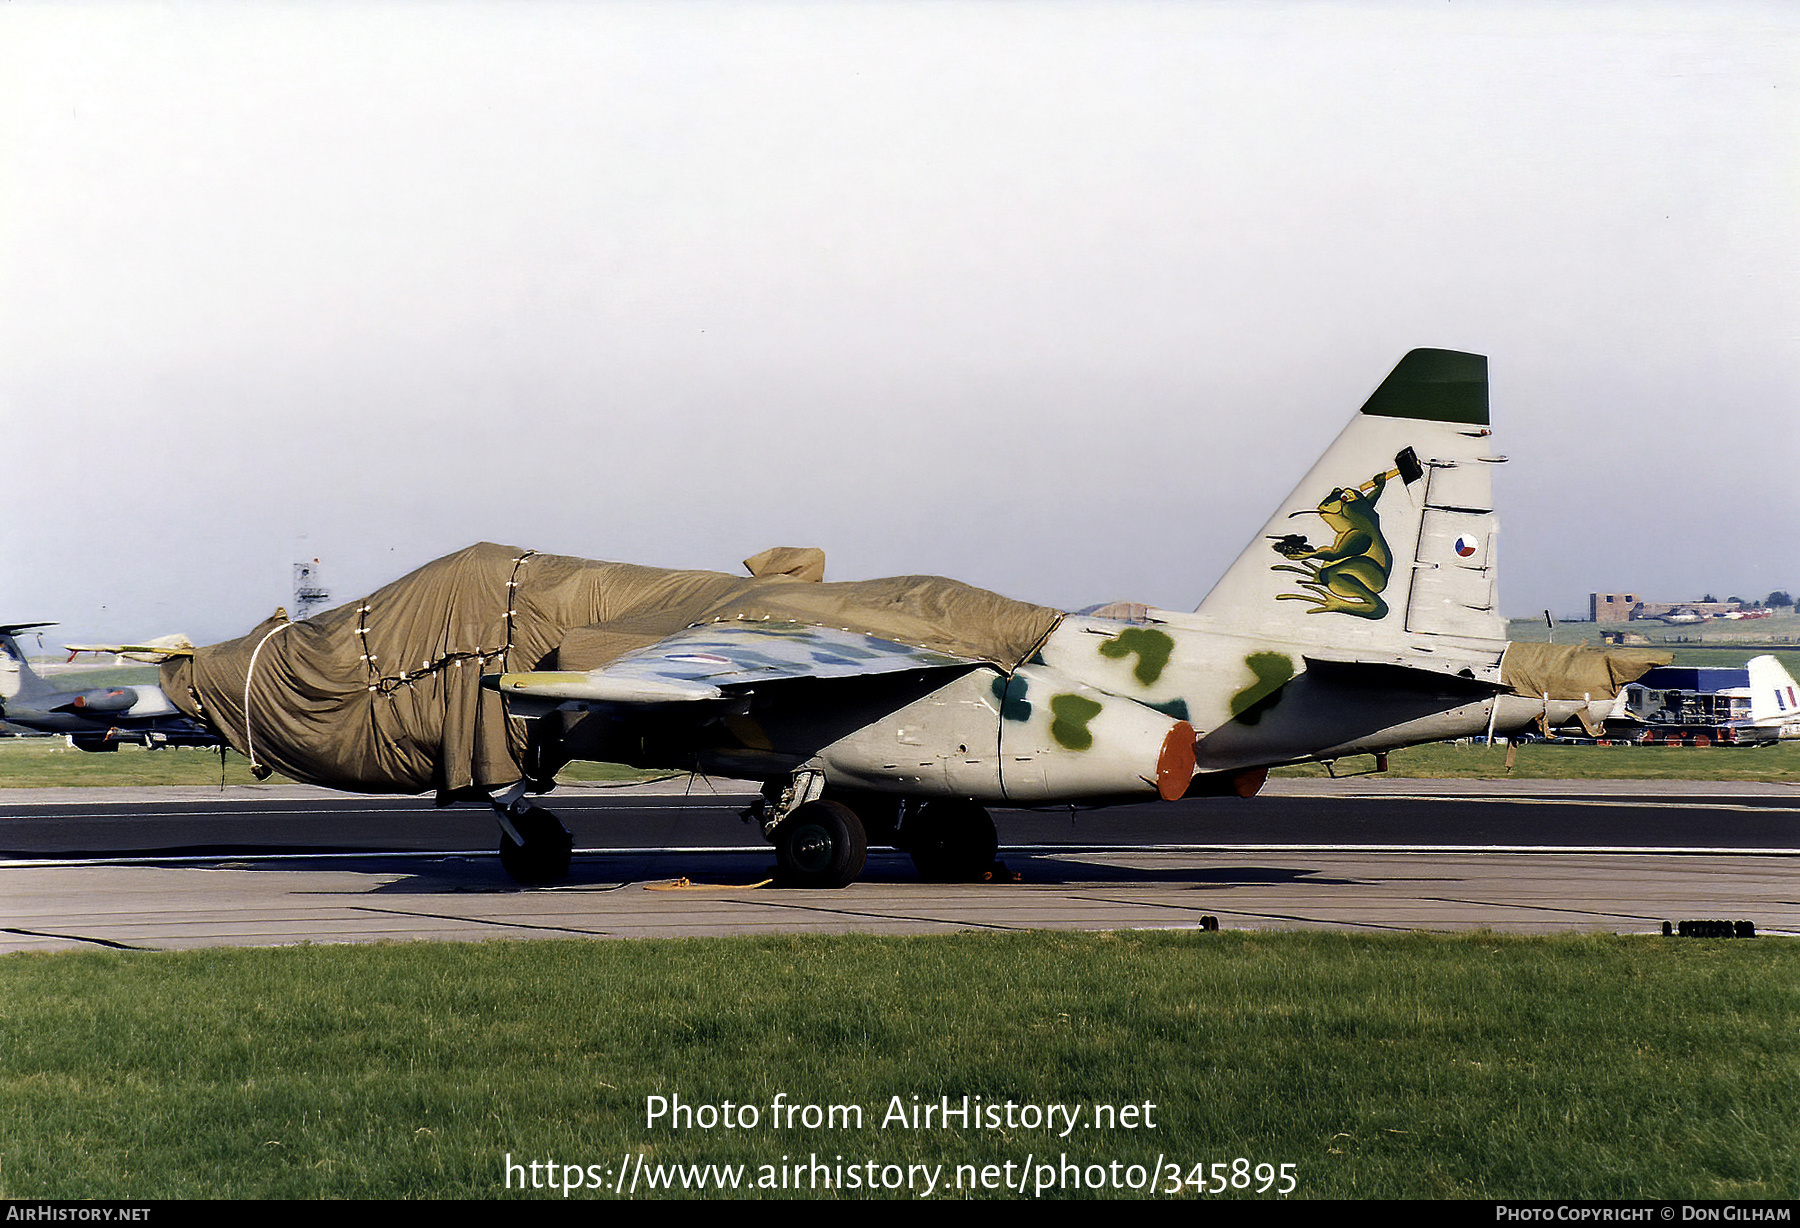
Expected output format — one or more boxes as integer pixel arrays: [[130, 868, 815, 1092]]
[[3, 1, 1795, 648]]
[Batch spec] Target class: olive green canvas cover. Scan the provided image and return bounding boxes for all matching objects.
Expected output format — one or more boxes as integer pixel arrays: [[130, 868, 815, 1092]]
[[159, 543, 1062, 797], [1498, 641, 1671, 701]]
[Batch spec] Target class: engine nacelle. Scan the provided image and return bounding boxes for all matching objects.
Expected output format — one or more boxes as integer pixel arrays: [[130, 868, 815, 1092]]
[[996, 665, 1193, 803], [62, 687, 138, 714], [813, 666, 1194, 804]]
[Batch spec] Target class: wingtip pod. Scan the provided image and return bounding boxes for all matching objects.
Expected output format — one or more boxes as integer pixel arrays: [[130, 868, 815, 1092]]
[[486, 670, 724, 704], [1359, 348, 1488, 426]]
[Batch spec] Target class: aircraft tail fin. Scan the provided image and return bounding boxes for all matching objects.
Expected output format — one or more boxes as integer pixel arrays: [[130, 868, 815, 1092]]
[[1194, 349, 1507, 662], [0, 623, 61, 701], [1747, 655, 1800, 731]]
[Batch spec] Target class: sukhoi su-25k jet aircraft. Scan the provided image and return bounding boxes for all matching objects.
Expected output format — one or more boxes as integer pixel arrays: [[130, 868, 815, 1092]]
[[485, 348, 1527, 884], [164, 349, 1645, 887]]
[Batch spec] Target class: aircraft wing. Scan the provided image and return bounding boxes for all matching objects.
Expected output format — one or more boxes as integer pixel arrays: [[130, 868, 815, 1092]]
[[484, 620, 984, 711]]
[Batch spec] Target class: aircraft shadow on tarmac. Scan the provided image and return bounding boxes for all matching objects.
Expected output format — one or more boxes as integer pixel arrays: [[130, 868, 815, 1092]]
[[239, 849, 1375, 894]]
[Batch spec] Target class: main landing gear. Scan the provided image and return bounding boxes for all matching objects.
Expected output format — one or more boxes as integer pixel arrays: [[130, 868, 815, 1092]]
[[751, 772, 1000, 888], [773, 799, 868, 889], [753, 772, 869, 889], [903, 799, 998, 883]]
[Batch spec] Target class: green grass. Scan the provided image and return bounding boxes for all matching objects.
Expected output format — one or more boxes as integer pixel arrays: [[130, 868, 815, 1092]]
[[0, 738, 655, 789], [0, 932, 1792, 1200], [1270, 738, 1800, 782], [1650, 644, 1800, 670], [0, 738, 268, 787], [1507, 615, 1800, 672], [12, 662, 164, 689]]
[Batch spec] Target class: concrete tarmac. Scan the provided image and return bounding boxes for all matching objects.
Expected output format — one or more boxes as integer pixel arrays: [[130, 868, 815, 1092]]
[[2, 777, 1795, 952]]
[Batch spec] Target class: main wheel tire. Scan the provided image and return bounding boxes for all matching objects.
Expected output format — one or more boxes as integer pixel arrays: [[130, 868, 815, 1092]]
[[499, 806, 574, 884], [906, 800, 998, 882], [834, 792, 902, 846], [774, 799, 867, 889]]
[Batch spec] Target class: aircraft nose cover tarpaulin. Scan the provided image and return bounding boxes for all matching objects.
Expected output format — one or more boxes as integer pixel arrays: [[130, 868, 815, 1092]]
[[158, 543, 1060, 797]]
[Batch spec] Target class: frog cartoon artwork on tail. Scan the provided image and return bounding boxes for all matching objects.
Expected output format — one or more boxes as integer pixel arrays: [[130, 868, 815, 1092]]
[[1267, 457, 1415, 620]]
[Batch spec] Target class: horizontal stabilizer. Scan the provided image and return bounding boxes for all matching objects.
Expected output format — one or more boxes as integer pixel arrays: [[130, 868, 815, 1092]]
[[1301, 655, 1506, 696], [64, 634, 197, 664], [0, 622, 58, 637]]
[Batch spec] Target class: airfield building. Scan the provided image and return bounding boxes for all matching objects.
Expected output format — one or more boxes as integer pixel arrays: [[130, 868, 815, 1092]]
[[1590, 593, 1743, 622]]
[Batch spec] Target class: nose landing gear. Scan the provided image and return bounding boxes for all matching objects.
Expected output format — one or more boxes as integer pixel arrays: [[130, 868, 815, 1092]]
[[491, 783, 573, 884]]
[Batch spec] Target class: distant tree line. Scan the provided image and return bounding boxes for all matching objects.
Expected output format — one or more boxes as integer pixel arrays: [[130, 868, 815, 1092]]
[[1769, 591, 1794, 609], [1699, 592, 1792, 607]]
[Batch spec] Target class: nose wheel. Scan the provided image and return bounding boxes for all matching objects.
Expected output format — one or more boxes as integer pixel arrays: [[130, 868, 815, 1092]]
[[496, 802, 573, 884]]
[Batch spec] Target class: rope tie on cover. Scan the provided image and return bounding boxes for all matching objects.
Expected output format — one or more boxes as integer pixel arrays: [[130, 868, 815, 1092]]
[[242, 620, 294, 779]]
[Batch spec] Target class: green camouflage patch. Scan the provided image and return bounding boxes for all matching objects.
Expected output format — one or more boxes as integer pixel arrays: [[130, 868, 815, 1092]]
[[1049, 693, 1104, 750], [1230, 652, 1294, 726], [993, 673, 1033, 722], [1098, 627, 1175, 685]]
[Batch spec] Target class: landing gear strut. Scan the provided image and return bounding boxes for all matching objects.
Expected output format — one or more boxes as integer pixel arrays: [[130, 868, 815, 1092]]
[[491, 784, 573, 884], [750, 771, 867, 889]]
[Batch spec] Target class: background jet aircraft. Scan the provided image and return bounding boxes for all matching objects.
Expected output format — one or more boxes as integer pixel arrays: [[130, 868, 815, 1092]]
[[159, 349, 1662, 886], [0, 623, 217, 751]]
